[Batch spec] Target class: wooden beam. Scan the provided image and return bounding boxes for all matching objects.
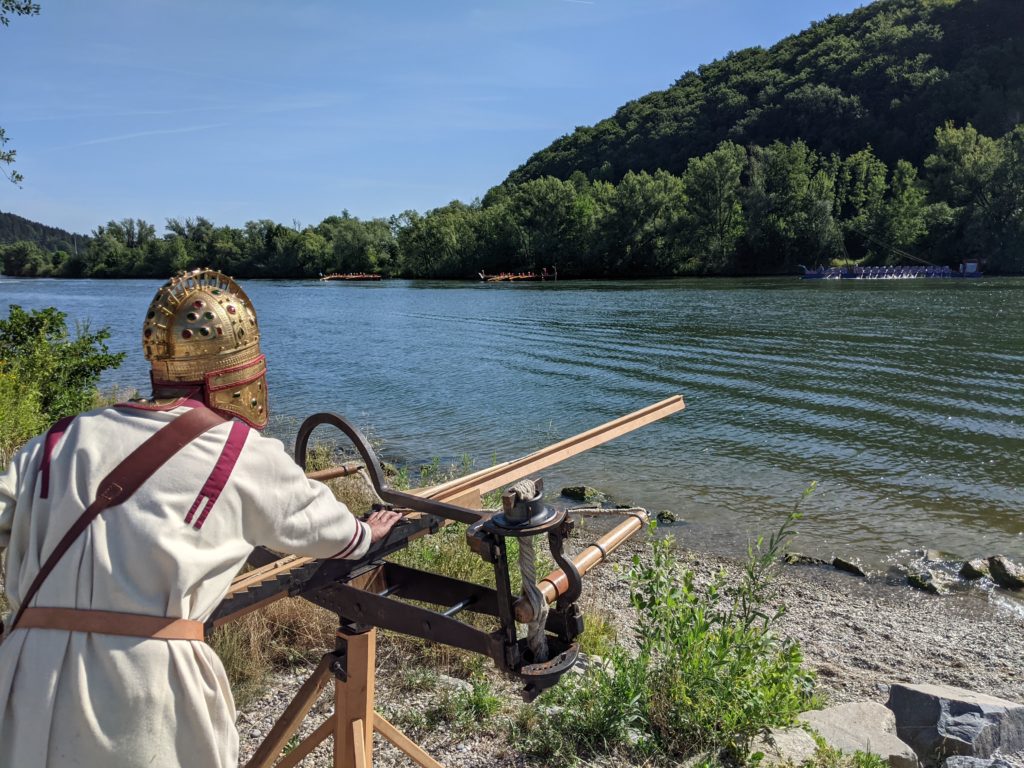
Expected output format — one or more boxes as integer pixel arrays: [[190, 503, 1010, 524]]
[[245, 654, 334, 768], [374, 713, 446, 768], [418, 395, 684, 501], [275, 717, 334, 768], [335, 629, 375, 768]]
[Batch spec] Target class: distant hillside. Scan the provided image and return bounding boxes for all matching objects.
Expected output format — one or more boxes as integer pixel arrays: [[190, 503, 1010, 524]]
[[0, 211, 88, 253], [507, 0, 1023, 185]]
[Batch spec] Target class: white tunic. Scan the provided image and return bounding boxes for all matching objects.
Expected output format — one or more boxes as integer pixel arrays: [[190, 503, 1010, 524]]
[[0, 404, 370, 767]]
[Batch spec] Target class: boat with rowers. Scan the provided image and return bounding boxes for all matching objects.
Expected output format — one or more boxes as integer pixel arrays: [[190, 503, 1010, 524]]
[[478, 267, 557, 282], [800, 259, 982, 280], [319, 273, 383, 282]]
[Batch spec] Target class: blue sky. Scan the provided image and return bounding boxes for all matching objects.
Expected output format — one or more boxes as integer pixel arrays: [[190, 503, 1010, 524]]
[[2, 0, 866, 235]]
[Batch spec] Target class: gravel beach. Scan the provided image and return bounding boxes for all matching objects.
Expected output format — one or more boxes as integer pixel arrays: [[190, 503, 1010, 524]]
[[237, 527, 1024, 767]]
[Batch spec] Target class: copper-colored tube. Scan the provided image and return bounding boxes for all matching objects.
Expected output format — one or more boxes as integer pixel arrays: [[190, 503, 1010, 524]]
[[514, 510, 649, 623], [306, 462, 364, 482]]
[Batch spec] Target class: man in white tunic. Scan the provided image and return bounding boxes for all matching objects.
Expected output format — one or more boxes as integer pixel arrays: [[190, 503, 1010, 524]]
[[0, 269, 400, 767]]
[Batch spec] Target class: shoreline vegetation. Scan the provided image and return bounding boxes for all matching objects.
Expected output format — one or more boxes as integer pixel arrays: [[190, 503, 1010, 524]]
[[2, 121, 1022, 283]]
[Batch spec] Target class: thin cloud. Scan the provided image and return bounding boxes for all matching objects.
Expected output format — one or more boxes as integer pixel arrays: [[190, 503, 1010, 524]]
[[48, 123, 230, 151]]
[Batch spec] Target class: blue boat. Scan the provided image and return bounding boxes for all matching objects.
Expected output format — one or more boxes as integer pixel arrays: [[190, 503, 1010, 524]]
[[800, 260, 982, 280]]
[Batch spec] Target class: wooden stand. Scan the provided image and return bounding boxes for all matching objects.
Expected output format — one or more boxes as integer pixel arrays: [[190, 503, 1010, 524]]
[[245, 627, 444, 768]]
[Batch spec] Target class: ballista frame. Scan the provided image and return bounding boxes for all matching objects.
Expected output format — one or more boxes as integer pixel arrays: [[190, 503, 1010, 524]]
[[209, 395, 684, 768]]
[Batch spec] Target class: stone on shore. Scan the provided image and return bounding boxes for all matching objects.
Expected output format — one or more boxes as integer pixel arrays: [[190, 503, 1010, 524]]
[[833, 557, 868, 577], [560, 485, 605, 503], [942, 757, 1012, 768], [987, 557, 1024, 590], [784, 552, 830, 566], [886, 683, 1024, 765], [656, 509, 677, 523], [959, 560, 990, 580], [799, 701, 919, 768], [907, 570, 951, 595], [749, 726, 819, 767]]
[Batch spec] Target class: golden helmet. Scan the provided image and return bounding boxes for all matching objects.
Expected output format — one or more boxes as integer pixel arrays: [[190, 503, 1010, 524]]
[[142, 268, 268, 429]]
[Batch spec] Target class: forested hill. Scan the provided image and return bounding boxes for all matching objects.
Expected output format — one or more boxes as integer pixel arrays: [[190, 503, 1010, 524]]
[[0, 211, 87, 253], [507, 0, 1023, 185]]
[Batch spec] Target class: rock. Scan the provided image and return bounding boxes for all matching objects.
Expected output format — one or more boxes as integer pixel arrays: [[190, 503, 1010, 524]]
[[908, 570, 950, 595], [960, 560, 991, 581], [750, 726, 820, 767], [437, 674, 473, 694], [833, 557, 868, 577], [799, 701, 920, 768], [943, 757, 1013, 768], [987, 557, 1024, 590], [656, 509, 677, 523], [560, 485, 604, 503], [784, 552, 830, 566], [886, 683, 1024, 765]]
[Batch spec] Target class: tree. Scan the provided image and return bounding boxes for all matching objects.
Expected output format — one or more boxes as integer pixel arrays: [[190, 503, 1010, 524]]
[[874, 160, 928, 260], [679, 142, 747, 273], [600, 170, 686, 276], [1, 2, 40, 184], [743, 141, 841, 272]]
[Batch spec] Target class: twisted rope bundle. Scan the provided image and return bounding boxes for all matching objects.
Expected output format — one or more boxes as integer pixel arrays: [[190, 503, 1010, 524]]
[[508, 478, 549, 662]]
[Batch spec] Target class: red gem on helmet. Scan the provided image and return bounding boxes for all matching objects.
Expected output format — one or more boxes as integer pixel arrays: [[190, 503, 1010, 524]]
[[181, 329, 193, 339], [193, 300, 205, 309]]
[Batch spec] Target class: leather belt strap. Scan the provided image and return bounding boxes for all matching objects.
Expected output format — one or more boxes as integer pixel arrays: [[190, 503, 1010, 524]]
[[7, 406, 226, 633], [16, 607, 205, 641]]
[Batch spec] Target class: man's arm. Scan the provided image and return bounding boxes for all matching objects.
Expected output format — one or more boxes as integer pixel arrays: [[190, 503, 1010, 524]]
[[236, 430, 398, 560]]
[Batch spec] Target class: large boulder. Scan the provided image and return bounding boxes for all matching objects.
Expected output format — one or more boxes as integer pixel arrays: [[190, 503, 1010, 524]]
[[942, 757, 1012, 768], [799, 702, 919, 768], [886, 683, 1024, 765]]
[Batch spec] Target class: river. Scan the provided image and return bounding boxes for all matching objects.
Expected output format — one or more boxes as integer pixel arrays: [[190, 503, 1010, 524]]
[[2, 275, 1022, 567]]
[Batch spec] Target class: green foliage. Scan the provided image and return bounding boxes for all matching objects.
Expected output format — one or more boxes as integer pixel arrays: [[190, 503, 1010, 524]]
[[517, 509, 815, 765], [809, 733, 890, 768], [507, 0, 1022, 183], [0, 370, 47, 465], [0, 306, 125, 425]]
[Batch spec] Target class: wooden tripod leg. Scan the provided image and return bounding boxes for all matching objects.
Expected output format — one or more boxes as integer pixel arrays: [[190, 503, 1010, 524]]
[[374, 713, 446, 768], [335, 628, 376, 768], [245, 653, 335, 768]]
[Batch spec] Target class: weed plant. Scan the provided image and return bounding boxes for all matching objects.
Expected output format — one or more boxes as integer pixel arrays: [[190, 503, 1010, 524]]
[[516, 504, 817, 766]]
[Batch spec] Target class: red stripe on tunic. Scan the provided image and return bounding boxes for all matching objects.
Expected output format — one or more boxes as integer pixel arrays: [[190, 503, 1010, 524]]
[[185, 420, 249, 529], [333, 519, 367, 559], [39, 416, 75, 499]]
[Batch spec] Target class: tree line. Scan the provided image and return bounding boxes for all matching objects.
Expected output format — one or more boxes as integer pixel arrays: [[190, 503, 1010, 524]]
[[2, 121, 1021, 280], [508, 0, 1022, 185]]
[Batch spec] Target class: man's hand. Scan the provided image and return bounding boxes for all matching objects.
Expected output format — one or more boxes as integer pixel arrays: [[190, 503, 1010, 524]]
[[365, 508, 402, 543]]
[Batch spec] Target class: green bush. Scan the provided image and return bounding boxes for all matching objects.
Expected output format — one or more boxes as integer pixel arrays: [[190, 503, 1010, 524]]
[[0, 370, 48, 465], [632, 511, 815, 760], [0, 305, 124, 420], [517, 506, 816, 766]]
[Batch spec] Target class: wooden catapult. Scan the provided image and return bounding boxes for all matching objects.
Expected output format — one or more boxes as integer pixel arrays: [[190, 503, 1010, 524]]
[[208, 396, 684, 768]]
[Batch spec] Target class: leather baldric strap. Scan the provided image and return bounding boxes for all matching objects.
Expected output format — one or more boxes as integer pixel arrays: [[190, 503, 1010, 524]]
[[16, 607, 205, 641], [6, 406, 226, 634]]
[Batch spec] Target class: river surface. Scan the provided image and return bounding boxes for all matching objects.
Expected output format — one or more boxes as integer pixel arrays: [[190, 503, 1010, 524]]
[[2, 275, 1023, 566]]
